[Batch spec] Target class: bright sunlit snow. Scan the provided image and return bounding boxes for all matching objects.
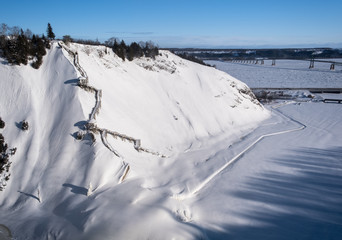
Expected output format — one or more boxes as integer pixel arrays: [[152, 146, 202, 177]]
[[1, 42, 342, 239], [0, 42, 274, 239]]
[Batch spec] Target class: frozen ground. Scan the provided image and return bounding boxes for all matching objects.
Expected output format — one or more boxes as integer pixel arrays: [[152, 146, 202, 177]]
[[206, 59, 342, 88]]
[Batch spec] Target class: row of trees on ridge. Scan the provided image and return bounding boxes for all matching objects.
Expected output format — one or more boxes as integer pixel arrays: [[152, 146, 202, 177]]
[[106, 38, 159, 61], [1, 22, 160, 67], [64, 36, 159, 61], [0, 23, 55, 68]]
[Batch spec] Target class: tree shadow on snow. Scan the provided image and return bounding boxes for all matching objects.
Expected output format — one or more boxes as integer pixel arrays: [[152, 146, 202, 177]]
[[17, 191, 40, 202], [0, 59, 9, 65], [70, 131, 94, 146], [194, 147, 342, 240], [15, 121, 22, 129], [62, 183, 87, 196], [64, 79, 79, 86], [74, 121, 87, 130], [53, 196, 96, 231]]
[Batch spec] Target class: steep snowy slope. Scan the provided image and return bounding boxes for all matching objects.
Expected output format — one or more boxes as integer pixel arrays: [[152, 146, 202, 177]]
[[67, 43, 268, 152], [0, 42, 269, 239]]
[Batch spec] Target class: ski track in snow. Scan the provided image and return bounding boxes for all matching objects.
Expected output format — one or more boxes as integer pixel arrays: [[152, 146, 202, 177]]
[[174, 102, 306, 199], [58, 41, 165, 183]]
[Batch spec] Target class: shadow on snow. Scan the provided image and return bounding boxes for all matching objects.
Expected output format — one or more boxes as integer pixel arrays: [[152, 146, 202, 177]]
[[195, 147, 342, 240]]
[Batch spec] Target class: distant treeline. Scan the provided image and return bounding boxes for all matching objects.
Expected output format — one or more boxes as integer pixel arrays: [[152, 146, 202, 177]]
[[63, 36, 159, 61], [170, 48, 342, 60], [0, 23, 53, 68]]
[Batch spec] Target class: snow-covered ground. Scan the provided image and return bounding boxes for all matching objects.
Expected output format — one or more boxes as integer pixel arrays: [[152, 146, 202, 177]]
[[191, 101, 342, 239], [0, 42, 271, 239], [206, 59, 342, 88], [1, 42, 342, 239], [200, 58, 342, 239]]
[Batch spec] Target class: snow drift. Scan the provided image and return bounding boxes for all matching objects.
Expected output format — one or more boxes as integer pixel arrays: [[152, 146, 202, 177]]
[[0, 42, 269, 239]]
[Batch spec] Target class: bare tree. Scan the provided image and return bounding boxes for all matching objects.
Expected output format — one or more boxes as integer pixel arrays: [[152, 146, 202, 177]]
[[104, 37, 119, 47], [0, 23, 8, 36], [24, 28, 33, 39], [9, 26, 20, 36]]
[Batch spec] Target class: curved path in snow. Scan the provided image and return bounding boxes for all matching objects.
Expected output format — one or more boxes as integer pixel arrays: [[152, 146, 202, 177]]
[[176, 102, 306, 199]]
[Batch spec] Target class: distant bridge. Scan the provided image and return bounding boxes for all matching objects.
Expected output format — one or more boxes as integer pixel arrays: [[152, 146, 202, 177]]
[[228, 59, 342, 70], [251, 88, 342, 94]]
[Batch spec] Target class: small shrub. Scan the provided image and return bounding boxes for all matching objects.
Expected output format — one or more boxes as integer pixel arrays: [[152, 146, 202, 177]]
[[21, 120, 29, 130], [10, 147, 17, 155], [31, 56, 43, 69], [98, 50, 104, 58], [76, 131, 84, 140], [0, 132, 12, 191], [0, 118, 4, 128]]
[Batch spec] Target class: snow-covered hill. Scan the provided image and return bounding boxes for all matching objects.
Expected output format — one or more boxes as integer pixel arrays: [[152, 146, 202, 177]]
[[0, 42, 269, 239]]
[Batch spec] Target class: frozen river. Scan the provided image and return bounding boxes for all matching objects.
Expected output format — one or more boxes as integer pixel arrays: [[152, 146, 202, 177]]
[[206, 59, 342, 88], [194, 58, 342, 239]]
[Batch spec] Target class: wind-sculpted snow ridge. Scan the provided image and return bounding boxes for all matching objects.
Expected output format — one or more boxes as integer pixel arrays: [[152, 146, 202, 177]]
[[58, 41, 166, 162]]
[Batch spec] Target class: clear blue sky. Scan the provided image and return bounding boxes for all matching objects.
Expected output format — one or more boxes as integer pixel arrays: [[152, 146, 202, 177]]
[[1, 0, 342, 48]]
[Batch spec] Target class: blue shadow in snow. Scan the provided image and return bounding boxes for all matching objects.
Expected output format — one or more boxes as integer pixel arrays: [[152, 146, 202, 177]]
[[64, 79, 79, 86], [18, 191, 40, 202], [192, 147, 342, 240], [62, 183, 87, 196]]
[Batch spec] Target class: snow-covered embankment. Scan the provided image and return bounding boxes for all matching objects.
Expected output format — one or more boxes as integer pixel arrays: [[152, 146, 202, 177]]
[[0, 42, 269, 239]]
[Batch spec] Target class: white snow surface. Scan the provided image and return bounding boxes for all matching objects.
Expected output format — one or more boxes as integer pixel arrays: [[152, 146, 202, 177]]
[[0, 42, 270, 239]]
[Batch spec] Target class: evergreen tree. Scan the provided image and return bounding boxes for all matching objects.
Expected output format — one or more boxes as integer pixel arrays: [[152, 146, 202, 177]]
[[46, 23, 55, 40], [17, 29, 29, 65], [112, 40, 127, 61], [127, 42, 143, 61], [42, 34, 50, 49], [3, 38, 19, 64], [113, 39, 119, 53], [31, 35, 46, 69], [119, 40, 127, 61], [127, 44, 134, 61]]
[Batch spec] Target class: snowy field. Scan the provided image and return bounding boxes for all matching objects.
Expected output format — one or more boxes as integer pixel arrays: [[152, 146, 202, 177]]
[[1, 43, 342, 239], [191, 101, 342, 239], [206, 59, 342, 88], [201, 58, 342, 239]]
